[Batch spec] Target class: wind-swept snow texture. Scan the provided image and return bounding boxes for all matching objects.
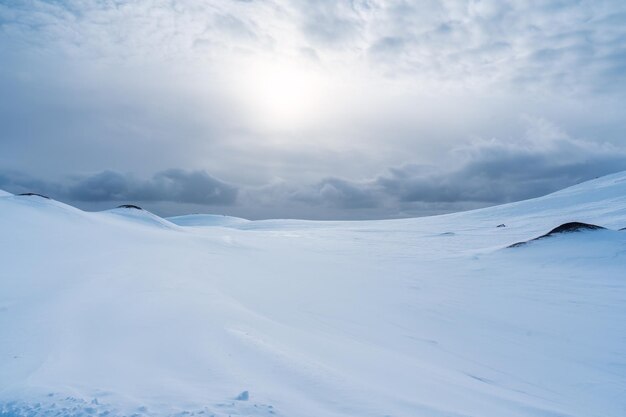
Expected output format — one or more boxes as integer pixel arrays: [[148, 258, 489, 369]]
[[1, 172, 626, 417]]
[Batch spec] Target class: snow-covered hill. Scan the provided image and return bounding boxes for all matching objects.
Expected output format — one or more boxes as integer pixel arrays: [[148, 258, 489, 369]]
[[1, 173, 625, 417], [167, 214, 249, 227]]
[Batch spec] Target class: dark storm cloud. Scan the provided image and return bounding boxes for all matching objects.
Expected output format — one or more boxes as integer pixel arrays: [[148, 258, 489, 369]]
[[0, 169, 237, 206], [2, 119, 626, 218], [373, 120, 626, 205], [66, 171, 132, 202], [136, 169, 238, 205], [268, 118, 626, 212], [68, 170, 238, 205], [0, 170, 62, 196]]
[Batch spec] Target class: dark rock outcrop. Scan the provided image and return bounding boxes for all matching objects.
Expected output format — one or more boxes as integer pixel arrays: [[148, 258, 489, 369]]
[[117, 204, 143, 210], [508, 222, 605, 248], [18, 193, 50, 199]]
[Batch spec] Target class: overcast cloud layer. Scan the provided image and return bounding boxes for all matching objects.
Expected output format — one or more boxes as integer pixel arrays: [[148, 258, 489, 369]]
[[1, 0, 625, 219]]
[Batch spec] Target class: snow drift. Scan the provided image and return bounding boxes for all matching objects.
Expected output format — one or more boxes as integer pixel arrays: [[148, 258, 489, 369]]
[[1, 173, 626, 417]]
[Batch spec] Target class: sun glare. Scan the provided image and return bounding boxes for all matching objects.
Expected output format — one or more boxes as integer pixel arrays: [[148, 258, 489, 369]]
[[237, 59, 330, 129]]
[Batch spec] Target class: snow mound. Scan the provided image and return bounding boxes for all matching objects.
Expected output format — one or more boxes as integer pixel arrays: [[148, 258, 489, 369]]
[[168, 213, 249, 227], [2, 191, 87, 217], [101, 206, 179, 230], [0, 189, 13, 197], [1, 171, 626, 417]]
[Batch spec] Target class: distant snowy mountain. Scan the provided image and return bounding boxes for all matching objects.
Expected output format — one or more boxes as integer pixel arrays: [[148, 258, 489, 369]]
[[1, 173, 625, 417]]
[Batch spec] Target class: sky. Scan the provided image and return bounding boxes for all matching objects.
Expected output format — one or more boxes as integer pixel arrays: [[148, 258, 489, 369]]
[[1, 0, 626, 219]]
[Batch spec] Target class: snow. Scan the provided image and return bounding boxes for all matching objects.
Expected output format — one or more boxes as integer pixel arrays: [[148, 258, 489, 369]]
[[103, 206, 180, 230], [0, 189, 12, 197], [1, 174, 626, 417], [168, 214, 249, 227]]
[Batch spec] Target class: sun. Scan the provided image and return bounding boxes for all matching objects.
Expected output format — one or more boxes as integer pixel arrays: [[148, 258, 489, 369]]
[[237, 58, 330, 129]]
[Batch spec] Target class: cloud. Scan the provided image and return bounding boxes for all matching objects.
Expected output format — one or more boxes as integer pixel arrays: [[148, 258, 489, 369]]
[[240, 117, 626, 216], [2, 118, 625, 219], [1, 1, 626, 219], [0, 170, 62, 196], [358, 0, 626, 93], [292, 177, 380, 209], [133, 169, 238, 205], [374, 117, 626, 205], [0, 169, 238, 206], [7, 0, 625, 94], [293, 0, 366, 46], [66, 171, 132, 202]]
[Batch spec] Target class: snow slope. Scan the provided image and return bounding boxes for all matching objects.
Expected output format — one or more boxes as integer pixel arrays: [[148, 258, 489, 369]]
[[1, 173, 625, 417], [104, 206, 180, 230], [167, 214, 249, 227]]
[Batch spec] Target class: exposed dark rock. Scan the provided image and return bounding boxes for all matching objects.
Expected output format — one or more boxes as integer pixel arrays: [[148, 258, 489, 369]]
[[18, 193, 50, 199], [508, 222, 606, 248], [496, 224, 506, 228], [541, 222, 605, 235], [117, 204, 143, 210]]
